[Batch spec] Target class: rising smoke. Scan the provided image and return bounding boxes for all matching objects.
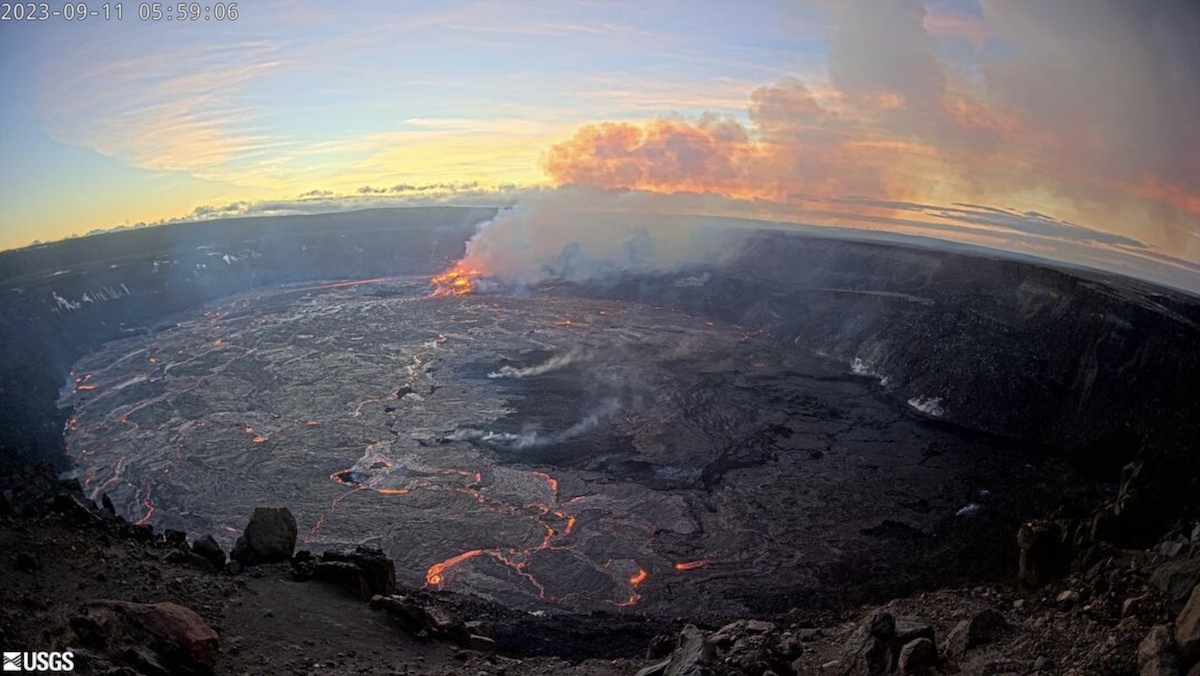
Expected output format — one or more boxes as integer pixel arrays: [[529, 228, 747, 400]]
[[447, 397, 621, 450], [456, 187, 748, 286], [487, 347, 591, 380]]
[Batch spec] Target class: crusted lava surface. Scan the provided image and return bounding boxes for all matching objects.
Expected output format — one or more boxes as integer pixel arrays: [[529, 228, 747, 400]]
[[59, 277, 1082, 621]]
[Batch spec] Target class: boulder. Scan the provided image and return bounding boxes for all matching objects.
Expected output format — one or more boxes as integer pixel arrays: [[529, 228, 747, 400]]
[[1137, 625, 1183, 676], [841, 612, 895, 676], [69, 599, 219, 674], [163, 549, 216, 573], [709, 619, 776, 648], [943, 609, 1006, 659], [894, 617, 935, 649], [161, 529, 188, 549], [191, 535, 226, 571], [664, 625, 709, 676], [706, 619, 796, 674], [898, 638, 936, 675], [647, 632, 677, 659], [1153, 559, 1200, 605], [1018, 520, 1070, 588], [1176, 583, 1200, 662], [230, 507, 296, 565], [313, 545, 396, 599], [635, 659, 671, 676], [373, 594, 467, 642], [101, 493, 117, 516], [1056, 590, 1081, 611]]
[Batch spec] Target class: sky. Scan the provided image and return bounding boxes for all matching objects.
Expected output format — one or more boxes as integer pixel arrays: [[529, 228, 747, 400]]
[[1, 0, 1199, 290]]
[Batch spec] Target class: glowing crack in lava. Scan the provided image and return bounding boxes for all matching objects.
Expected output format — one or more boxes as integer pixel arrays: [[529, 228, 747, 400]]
[[430, 262, 482, 297]]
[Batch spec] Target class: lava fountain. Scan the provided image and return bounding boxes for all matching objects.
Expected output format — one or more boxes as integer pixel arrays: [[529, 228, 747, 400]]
[[430, 262, 482, 297]]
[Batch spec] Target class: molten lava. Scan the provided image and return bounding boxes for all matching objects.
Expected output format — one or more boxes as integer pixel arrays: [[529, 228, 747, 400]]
[[674, 560, 708, 571], [430, 262, 481, 297], [427, 550, 486, 585]]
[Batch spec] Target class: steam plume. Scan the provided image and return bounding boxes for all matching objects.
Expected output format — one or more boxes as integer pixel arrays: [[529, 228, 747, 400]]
[[447, 398, 621, 449], [488, 348, 590, 380], [454, 187, 745, 286]]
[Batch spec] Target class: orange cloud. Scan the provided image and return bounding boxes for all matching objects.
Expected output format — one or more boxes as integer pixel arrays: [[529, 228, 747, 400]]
[[543, 80, 894, 203], [539, 1, 1200, 258]]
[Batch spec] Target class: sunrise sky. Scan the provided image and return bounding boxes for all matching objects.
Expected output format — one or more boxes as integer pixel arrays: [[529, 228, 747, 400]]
[[1, 1, 1198, 289]]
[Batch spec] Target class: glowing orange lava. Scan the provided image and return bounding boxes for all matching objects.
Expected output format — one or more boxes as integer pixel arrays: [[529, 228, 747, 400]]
[[430, 262, 482, 297], [674, 560, 708, 571], [427, 550, 486, 585], [630, 568, 648, 586], [291, 277, 398, 292]]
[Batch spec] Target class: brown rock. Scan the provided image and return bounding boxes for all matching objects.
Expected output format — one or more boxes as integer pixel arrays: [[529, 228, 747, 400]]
[[1176, 583, 1200, 661], [70, 599, 219, 672], [1138, 625, 1182, 676]]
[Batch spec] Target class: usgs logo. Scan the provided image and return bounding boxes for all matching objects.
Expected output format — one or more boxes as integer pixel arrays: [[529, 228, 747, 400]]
[[2, 652, 74, 673]]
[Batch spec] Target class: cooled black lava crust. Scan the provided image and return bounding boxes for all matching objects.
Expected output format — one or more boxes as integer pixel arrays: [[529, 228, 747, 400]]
[[58, 278, 1080, 618]]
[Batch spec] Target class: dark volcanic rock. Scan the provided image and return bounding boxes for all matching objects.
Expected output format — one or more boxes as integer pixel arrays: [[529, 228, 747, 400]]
[[1018, 520, 1070, 588], [662, 625, 709, 676], [1153, 559, 1200, 605], [69, 599, 219, 674], [841, 611, 896, 676], [163, 548, 216, 573], [706, 619, 799, 674], [943, 608, 1006, 659], [313, 545, 396, 599], [1138, 625, 1183, 676], [230, 507, 296, 565], [1177, 584, 1200, 662], [893, 617, 935, 648], [190, 535, 226, 571], [372, 594, 468, 642], [897, 637, 936, 675]]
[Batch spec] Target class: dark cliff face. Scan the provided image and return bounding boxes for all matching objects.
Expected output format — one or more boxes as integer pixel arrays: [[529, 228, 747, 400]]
[[554, 232, 1200, 477], [2, 210, 1198, 489]]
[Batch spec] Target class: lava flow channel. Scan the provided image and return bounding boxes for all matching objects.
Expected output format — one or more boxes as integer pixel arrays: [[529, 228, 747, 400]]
[[421, 469, 617, 604]]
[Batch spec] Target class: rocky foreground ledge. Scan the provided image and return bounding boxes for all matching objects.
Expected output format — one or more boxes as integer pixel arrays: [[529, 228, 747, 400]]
[[3, 448, 1199, 676]]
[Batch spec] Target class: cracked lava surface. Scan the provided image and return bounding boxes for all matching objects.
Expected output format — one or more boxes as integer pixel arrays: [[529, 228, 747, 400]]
[[59, 277, 1075, 617]]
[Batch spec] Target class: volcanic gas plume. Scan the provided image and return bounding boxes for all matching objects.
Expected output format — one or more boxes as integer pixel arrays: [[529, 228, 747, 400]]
[[430, 189, 744, 290]]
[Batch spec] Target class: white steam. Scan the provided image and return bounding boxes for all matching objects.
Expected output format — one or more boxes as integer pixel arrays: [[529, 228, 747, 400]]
[[460, 188, 747, 286], [487, 347, 589, 380], [448, 398, 621, 449]]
